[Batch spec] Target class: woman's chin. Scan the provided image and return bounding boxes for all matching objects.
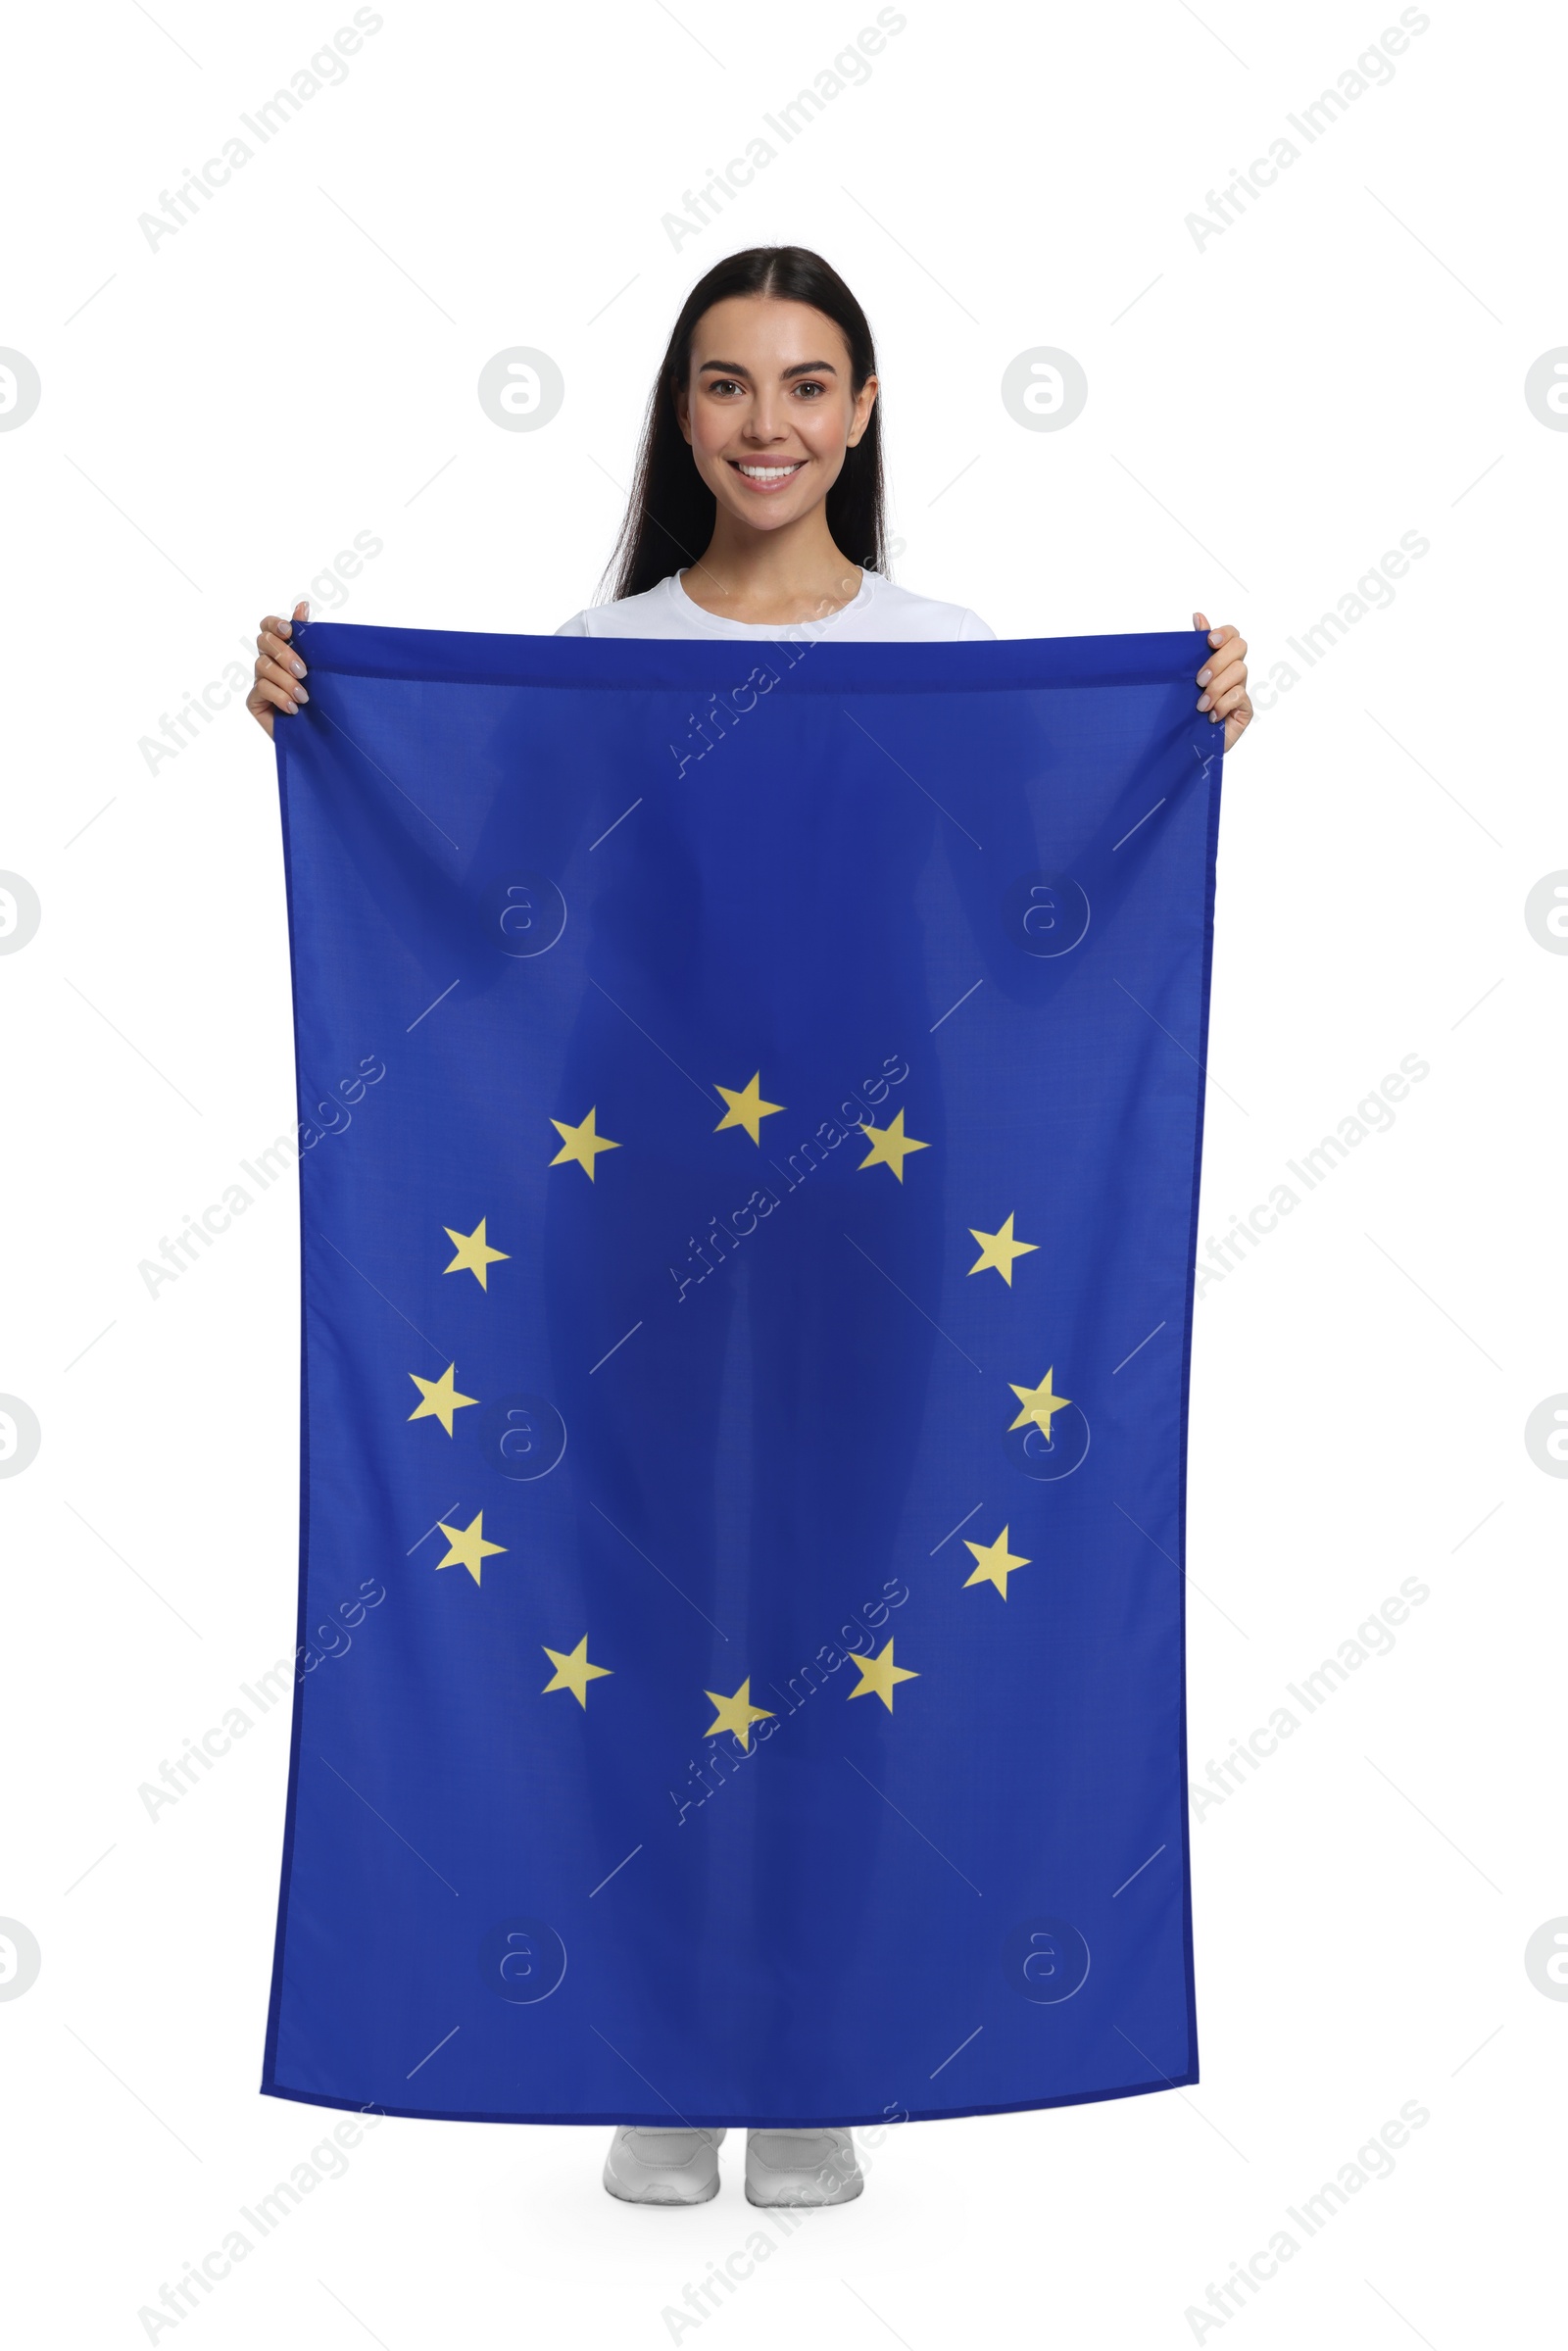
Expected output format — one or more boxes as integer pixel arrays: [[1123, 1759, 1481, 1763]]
[[715, 489, 809, 533]]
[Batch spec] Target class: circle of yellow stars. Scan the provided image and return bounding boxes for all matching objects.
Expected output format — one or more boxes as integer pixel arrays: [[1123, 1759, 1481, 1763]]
[[391, 1079, 1077, 1719]]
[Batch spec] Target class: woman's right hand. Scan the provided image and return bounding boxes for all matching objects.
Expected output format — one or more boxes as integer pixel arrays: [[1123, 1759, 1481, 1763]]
[[246, 600, 311, 737]]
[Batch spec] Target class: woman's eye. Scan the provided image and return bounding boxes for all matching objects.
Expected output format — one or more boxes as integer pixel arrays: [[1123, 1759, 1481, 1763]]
[[794, 381, 825, 398]]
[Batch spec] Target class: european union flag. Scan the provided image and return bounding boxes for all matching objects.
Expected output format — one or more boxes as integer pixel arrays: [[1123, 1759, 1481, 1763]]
[[263, 622, 1221, 2126]]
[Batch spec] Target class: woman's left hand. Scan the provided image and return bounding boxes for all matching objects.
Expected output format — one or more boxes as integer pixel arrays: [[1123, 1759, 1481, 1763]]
[[1193, 612, 1253, 755]]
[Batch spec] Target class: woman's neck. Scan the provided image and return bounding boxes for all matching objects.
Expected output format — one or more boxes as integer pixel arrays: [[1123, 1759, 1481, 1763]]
[[678, 508, 863, 624]]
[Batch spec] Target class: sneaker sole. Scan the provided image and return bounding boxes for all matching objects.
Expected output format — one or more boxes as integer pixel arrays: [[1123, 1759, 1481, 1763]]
[[744, 2175, 863, 2208], [603, 2169, 721, 2206]]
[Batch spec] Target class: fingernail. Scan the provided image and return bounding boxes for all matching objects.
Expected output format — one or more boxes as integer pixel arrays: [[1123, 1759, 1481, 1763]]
[[295, 686, 309, 703], [1197, 693, 1211, 711], [291, 658, 306, 676], [1208, 630, 1220, 645], [1197, 667, 1211, 685], [281, 622, 292, 638], [1208, 710, 1219, 723]]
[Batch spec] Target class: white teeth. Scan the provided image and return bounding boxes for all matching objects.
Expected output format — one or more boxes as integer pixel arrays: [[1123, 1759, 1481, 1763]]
[[736, 463, 802, 479]]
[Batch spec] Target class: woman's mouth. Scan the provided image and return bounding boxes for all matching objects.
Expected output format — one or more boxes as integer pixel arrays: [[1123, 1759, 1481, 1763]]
[[727, 459, 807, 493]]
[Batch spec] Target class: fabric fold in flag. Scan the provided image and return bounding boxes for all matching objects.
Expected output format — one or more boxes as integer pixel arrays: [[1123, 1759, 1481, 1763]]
[[262, 620, 1222, 2127]]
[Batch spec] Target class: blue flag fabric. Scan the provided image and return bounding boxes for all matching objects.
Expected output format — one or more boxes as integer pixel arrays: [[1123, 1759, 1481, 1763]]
[[262, 621, 1220, 2127]]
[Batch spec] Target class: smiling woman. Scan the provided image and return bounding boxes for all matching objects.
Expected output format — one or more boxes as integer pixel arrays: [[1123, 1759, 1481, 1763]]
[[241, 249, 1250, 2213], [581, 244, 914, 634]]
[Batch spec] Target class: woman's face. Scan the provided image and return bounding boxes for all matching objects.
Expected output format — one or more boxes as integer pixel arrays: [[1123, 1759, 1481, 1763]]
[[675, 296, 878, 538]]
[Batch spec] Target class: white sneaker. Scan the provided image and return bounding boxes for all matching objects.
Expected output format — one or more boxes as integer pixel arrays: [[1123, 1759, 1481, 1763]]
[[745, 2127, 862, 2207], [602, 2126, 726, 2205]]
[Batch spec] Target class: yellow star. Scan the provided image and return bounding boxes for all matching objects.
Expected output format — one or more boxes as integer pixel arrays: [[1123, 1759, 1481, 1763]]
[[713, 1072, 785, 1145], [549, 1106, 621, 1181], [435, 1508, 506, 1587], [702, 1678, 774, 1751], [848, 1639, 919, 1711], [443, 1216, 510, 1290], [968, 1212, 1039, 1287], [542, 1635, 612, 1707], [408, 1361, 478, 1436], [1008, 1366, 1073, 1438], [858, 1109, 929, 1183], [963, 1525, 1032, 1599]]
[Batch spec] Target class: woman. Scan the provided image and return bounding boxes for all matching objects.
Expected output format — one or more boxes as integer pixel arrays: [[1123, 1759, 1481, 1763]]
[[248, 244, 1252, 2211]]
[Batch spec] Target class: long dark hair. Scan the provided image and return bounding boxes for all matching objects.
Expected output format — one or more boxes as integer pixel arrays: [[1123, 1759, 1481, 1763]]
[[601, 245, 887, 602]]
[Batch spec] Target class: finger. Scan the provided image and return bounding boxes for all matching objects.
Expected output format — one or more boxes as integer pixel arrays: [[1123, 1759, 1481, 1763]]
[[1207, 683, 1250, 721], [261, 654, 308, 707], [248, 676, 302, 719], [252, 675, 302, 717], [256, 648, 307, 701], [258, 627, 308, 682], [259, 601, 311, 644], [258, 632, 307, 682], [1197, 633, 1246, 683], [1193, 611, 1208, 632], [1197, 657, 1247, 709], [255, 659, 306, 711]]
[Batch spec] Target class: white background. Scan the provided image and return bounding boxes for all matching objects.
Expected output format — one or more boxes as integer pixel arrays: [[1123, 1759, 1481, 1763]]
[[2, 0, 1562, 2342]]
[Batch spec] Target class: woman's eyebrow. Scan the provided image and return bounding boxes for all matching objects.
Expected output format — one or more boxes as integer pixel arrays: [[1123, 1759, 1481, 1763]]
[[697, 359, 839, 378]]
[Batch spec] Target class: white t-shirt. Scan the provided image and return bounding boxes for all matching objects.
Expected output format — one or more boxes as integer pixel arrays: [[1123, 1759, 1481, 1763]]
[[555, 566, 995, 643]]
